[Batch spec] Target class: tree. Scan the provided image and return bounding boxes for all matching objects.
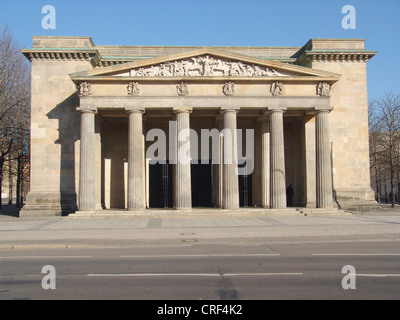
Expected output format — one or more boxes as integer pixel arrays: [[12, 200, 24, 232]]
[[369, 101, 382, 202], [369, 92, 400, 207], [0, 25, 30, 209], [13, 112, 30, 207]]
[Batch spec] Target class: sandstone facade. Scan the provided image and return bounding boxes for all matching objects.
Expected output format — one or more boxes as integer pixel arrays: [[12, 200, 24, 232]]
[[20, 37, 378, 216]]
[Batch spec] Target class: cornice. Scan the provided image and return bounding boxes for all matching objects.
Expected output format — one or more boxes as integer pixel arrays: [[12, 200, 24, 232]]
[[21, 48, 102, 67], [296, 50, 377, 65], [21, 43, 377, 71]]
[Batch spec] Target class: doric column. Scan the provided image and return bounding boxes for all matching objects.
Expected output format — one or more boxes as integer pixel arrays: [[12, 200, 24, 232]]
[[212, 116, 223, 208], [78, 108, 96, 211], [174, 108, 192, 209], [316, 109, 333, 208], [127, 108, 145, 210], [222, 108, 239, 209], [261, 118, 270, 208], [270, 108, 286, 208]]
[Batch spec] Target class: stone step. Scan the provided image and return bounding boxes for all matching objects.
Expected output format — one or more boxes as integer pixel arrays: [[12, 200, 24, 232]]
[[299, 208, 351, 216], [69, 207, 351, 218]]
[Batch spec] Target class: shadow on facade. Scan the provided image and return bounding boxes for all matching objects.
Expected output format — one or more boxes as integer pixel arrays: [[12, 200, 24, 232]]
[[0, 203, 21, 217], [47, 93, 79, 215]]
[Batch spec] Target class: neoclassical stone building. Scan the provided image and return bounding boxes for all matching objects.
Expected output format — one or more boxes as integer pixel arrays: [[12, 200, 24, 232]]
[[20, 36, 377, 216]]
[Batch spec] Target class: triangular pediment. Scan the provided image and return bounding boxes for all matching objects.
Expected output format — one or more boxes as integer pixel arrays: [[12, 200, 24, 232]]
[[70, 48, 340, 80]]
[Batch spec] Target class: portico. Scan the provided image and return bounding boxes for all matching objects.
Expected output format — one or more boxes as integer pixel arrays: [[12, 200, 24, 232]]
[[76, 96, 335, 213], [21, 37, 378, 216]]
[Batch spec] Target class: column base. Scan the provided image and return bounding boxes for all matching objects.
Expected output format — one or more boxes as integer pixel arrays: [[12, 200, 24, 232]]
[[20, 191, 78, 217], [335, 188, 380, 212], [174, 207, 193, 211]]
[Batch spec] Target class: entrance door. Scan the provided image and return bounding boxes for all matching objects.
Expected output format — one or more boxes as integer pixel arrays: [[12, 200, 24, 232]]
[[191, 161, 213, 207], [149, 162, 173, 208], [239, 163, 252, 207]]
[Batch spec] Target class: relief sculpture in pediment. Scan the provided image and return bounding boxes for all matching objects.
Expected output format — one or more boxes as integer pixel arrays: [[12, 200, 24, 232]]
[[130, 55, 287, 77]]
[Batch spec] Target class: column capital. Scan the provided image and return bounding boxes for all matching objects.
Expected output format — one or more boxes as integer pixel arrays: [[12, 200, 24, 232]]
[[268, 107, 287, 113], [220, 106, 240, 114], [125, 107, 145, 114], [76, 106, 97, 114], [173, 107, 192, 114], [315, 106, 333, 113]]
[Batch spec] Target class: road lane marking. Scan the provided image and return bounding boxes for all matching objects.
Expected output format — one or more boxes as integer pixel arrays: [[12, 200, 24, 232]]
[[87, 272, 302, 277], [224, 273, 303, 277], [0, 256, 91, 259], [120, 253, 280, 258], [356, 274, 400, 277], [312, 253, 400, 256], [88, 273, 220, 277]]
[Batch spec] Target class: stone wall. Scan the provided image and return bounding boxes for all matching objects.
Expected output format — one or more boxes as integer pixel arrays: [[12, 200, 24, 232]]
[[20, 37, 378, 215], [302, 39, 377, 211], [21, 58, 92, 216]]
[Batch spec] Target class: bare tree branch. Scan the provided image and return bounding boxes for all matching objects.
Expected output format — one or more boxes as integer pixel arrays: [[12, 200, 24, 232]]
[[369, 92, 400, 207], [0, 24, 30, 209]]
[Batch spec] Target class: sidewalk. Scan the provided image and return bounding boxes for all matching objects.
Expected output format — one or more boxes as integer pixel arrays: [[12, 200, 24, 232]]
[[0, 204, 399, 249]]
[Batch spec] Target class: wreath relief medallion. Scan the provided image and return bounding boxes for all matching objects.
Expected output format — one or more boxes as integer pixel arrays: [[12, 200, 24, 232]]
[[317, 82, 332, 97], [127, 81, 140, 96], [223, 81, 235, 96], [270, 81, 284, 97], [176, 82, 189, 96]]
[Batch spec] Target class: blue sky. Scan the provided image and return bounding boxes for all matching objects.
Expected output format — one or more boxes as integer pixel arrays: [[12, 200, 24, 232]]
[[0, 0, 399, 101]]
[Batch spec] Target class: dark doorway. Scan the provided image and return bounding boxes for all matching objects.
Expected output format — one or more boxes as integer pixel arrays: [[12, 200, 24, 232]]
[[149, 162, 173, 208], [191, 161, 213, 207], [239, 162, 252, 207]]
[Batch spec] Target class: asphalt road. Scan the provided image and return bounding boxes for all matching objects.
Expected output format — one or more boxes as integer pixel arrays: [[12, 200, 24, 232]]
[[1, 240, 399, 301]]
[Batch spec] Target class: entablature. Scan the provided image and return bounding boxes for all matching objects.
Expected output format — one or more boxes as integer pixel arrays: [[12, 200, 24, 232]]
[[79, 95, 331, 111]]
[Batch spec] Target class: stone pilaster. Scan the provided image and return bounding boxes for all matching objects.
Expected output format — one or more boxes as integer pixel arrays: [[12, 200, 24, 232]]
[[316, 109, 333, 208], [174, 108, 192, 209], [222, 108, 239, 209], [127, 109, 145, 210], [78, 108, 96, 211], [270, 108, 286, 208], [261, 118, 270, 208]]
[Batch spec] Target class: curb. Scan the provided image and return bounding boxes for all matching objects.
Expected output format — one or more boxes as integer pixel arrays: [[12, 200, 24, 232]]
[[1, 234, 400, 251], [0, 243, 120, 250]]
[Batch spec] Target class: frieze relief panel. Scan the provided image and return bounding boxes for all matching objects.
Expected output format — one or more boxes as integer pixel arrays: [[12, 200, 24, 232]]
[[78, 82, 92, 97], [123, 55, 290, 77]]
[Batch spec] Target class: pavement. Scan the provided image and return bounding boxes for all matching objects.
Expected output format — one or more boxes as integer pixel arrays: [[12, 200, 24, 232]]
[[0, 204, 400, 249]]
